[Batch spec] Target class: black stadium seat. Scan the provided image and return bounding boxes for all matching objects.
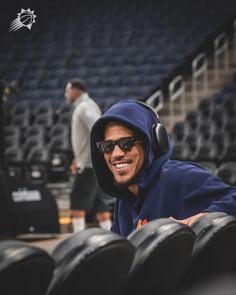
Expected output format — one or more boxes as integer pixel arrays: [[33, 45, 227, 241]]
[[4, 126, 21, 141], [197, 161, 217, 175], [211, 130, 230, 157], [48, 151, 70, 181], [24, 125, 45, 142], [224, 118, 236, 142], [171, 142, 190, 161], [0, 240, 54, 295], [221, 142, 236, 162], [216, 162, 236, 185], [10, 101, 31, 117], [197, 120, 216, 141], [122, 219, 195, 295], [25, 146, 50, 184], [47, 228, 135, 295], [180, 213, 236, 290], [34, 113, 54, 129], [4, 146, 24, 180], [48, 134, 72, 155], [186, 110, 201, 130], [48, 124, 69, 141], [4, 135, 20, 149], [171, 122, 189, 142], [184, 132, 202, 155], [211, 108, 227, 130], [33, 100, 54, 117], [222, 94, 236, 119], [23, 135, 45, 157], [198, 98, 214, 120], [10, 113, 30, 128], [193, 142, 219, 163], [178, 275, 236, 295]]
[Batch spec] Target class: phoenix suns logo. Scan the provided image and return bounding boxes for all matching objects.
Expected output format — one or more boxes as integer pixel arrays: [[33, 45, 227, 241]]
[[136, 219, 148, 229]]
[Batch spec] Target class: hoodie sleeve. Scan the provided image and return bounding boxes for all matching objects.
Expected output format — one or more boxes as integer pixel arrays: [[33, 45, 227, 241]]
[[178, 165, 236, 218]]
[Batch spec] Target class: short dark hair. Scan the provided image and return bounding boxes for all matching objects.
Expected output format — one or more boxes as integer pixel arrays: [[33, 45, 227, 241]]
[[69, 78, 87, 92]]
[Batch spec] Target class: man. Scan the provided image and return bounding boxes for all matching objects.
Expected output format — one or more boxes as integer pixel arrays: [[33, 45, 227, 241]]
[[65, 78, 112, 232], [90, 100, 236, 237]]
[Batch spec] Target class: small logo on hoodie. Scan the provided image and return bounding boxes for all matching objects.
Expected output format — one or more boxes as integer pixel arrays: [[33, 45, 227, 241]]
[[137, 219, 148, 229]]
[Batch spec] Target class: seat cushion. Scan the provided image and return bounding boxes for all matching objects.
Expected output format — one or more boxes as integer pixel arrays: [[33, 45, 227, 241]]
[[0, 240, 54, 295], [47, 228, 135, 295], [181, 212, 236, 288], [123, 218, 195, 295]]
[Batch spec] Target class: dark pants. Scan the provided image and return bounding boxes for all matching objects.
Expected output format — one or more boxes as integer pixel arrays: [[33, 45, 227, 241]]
[[70, 168, 111, 213]]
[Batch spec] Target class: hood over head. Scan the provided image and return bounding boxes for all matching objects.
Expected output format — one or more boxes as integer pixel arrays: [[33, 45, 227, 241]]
[[90, 100, 172, 205]]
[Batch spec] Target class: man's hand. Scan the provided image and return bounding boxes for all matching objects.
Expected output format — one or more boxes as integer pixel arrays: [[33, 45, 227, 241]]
[[70, 159, 77, 175], [170, 212, 207, 226]]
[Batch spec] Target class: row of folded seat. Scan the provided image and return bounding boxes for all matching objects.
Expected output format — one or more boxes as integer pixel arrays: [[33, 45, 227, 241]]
[[170, 135, 236, 163], [4, 140, 72, 184], [169, 80, 236, 185], [4, 102, 73, 183], [1, 212, 236, 295], [3, 97, 122, 183], [2, 0, 236, 102], [4, 100, 73, 126]]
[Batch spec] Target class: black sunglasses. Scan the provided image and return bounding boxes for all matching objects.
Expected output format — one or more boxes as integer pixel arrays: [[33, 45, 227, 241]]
[[96, 136, 140, 154]]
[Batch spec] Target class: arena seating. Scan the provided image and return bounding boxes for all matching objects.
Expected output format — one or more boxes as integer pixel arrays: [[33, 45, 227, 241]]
[[170, 75, 236, 185], [122, 219, 195, 295], [1, 2, 236, 293], [0, 240, 55, 295], [1, 0, 235, 184], [46, 228, 135, 295], [177, 275, 236, 295], [1, 0, 236, 104], [180, 212, 236, 290], [4, 100, 73, 182], [1, 214, 236, 295]]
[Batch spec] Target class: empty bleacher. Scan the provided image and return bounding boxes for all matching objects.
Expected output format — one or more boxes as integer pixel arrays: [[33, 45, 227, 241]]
[[170, 73, 236, 185], [1, 0, 236, 203]]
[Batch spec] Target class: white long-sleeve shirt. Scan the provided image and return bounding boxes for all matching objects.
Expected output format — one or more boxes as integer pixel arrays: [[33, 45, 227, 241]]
[[71, 92, 101, 170]]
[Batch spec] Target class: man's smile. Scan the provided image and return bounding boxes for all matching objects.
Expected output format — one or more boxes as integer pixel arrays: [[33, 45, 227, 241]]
[[113, 160, 132, 171]]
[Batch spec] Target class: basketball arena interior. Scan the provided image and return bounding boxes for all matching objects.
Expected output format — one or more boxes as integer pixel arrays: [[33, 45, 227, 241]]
[[0, 0, 236, 294]]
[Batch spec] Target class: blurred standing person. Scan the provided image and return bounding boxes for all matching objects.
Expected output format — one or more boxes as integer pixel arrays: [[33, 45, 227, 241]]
[[65, 78, 112, 232]]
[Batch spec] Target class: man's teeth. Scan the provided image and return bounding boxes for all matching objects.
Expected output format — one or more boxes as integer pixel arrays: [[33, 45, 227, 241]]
[[115, 163, 130, 169]]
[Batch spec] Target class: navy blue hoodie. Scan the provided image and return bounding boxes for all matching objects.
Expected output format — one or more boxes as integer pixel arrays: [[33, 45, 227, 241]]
[[90, 100, 236, 237]]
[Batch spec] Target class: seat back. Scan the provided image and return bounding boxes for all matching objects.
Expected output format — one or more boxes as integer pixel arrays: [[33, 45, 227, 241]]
[[180, 212, 236, 289], [0, 240, 54, 295], [123, 219, 195, 295], [171, 142, 190, 161], [216, 162, 236, 185], [178, 275, 236, 295], [47, 228, 135, 295]]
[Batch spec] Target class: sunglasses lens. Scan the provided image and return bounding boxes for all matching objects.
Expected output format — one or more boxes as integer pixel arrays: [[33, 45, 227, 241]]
[[99, 141, 114, 153], [118, 138, 134, 151], [97, 137, 139, 153]]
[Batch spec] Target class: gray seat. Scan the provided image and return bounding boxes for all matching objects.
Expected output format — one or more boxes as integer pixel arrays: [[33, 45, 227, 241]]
[[180, 213, 236, 289], [122, 219, 195, 295], [216, 162, 236, 185], [47, 228, 135, 295], [0, 240, 54, 295]]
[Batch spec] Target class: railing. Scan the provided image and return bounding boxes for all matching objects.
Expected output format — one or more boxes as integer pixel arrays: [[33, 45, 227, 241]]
[[145, 90, 164, 112], [192, 53, 208, 107], [168, 75, 185, 126], [214, 33, 229, 82]]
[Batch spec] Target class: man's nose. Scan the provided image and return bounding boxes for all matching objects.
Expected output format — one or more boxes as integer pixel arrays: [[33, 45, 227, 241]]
[[111, 144, 125, 158]]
